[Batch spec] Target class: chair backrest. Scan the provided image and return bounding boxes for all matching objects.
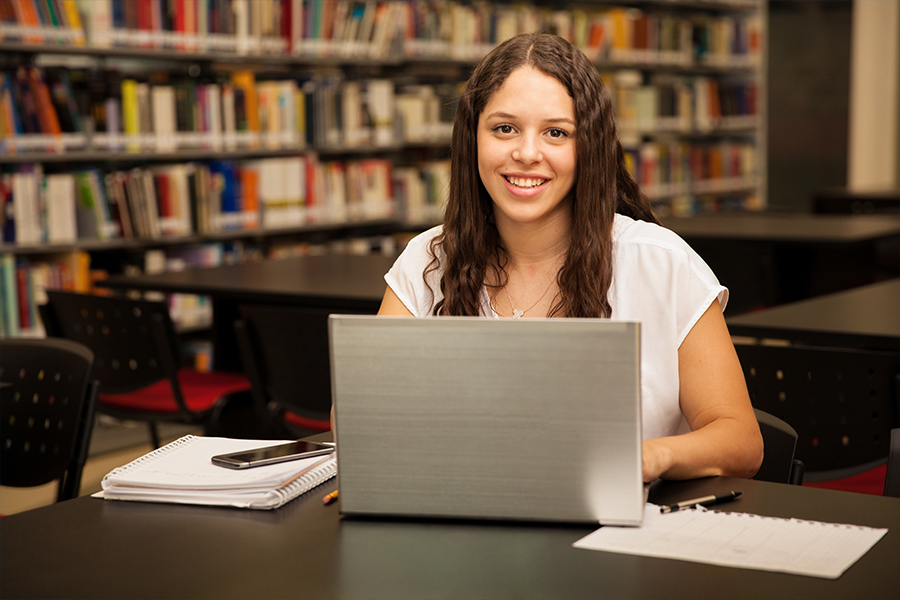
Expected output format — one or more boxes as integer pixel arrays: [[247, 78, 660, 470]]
[[1, 338, 99, 502], [39, 290, 183, 395], [234, 305, 334, 435], [886, 428, 900, 498], [754, 409, 804, 485], [736, 343, 899, 480]]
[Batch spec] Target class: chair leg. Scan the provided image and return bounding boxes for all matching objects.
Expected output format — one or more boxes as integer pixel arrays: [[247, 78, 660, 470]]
[[789, 459, 805, 486], [56, 477, 69, 503], [148, 421, 162, 449]]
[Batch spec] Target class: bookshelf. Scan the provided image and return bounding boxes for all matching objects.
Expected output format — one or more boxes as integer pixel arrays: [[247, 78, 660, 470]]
[[0, 0, 767, 338]]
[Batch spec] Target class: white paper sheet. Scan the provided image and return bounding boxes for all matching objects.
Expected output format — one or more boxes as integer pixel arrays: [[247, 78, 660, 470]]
[[573, 504, 887, 579]]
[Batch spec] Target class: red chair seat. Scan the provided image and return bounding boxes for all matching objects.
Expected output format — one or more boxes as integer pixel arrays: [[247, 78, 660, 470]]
[[803, 463, 888, 496], [99, 368, 250, 414], [283, 410, 331, 432]]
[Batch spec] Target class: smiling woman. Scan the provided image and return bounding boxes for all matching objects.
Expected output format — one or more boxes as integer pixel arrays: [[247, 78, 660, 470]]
[[373, 31, 764, 484], [477, 67, 577, 235]]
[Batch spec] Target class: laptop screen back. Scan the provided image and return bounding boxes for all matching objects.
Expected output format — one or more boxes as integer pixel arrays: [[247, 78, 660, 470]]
[[329, 315, 644, 525]]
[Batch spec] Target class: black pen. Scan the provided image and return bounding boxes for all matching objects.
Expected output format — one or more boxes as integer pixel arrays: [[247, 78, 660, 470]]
[[660, 491, 742, 514]]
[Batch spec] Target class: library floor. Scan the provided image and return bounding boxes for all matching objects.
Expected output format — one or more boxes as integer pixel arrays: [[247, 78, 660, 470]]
[[0, 417, 201, 516]]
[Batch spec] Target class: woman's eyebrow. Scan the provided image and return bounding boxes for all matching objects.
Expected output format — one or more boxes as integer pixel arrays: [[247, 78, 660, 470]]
[[483, 111, 575, 126], [545, 117, 576, 126], [483, 111, 516, 120]]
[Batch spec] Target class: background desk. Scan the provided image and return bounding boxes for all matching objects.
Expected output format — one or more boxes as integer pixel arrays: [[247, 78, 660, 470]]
[[99, 253, 396, 370], [1, 474, 897, 599], [665, 212, 900, 313], [727, 279, 900, 351]]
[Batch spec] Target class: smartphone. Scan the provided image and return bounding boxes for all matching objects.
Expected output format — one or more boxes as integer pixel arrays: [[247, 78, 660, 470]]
[[211, 440, 334, 469]]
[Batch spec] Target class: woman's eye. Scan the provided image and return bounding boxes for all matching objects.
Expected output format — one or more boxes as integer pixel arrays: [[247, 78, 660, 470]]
[[493, 124, 515, 134], [548, 128, 569, 139]]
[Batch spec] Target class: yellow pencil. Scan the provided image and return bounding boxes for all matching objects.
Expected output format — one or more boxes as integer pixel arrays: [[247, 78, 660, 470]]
[[322, 490, 339, 505]]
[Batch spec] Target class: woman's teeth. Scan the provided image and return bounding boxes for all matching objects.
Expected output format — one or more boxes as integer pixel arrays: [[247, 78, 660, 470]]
[[505, 176, 546, 188]]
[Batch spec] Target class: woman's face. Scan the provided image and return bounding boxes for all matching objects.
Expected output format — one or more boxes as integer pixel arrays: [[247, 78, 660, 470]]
[[477, 66, 577, 229]]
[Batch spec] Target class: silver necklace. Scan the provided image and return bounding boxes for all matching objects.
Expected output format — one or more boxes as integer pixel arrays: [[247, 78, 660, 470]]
[[504, 277, 555, 319]]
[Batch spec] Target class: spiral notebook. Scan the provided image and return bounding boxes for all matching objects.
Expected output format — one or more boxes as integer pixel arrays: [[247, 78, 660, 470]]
[[98, 435, 337, 510]]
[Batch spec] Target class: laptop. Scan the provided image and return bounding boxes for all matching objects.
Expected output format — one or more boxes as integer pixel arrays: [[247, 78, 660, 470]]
[[329, 315, 644, 526]]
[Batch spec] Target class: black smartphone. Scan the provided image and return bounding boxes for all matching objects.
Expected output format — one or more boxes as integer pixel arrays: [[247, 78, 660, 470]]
[[211, 440, 334, 469]]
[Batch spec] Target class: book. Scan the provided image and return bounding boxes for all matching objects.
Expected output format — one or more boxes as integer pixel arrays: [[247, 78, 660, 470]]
[[13, 67, 43, 135], [99, 435, 337, 510], [11, 164, 42, 245], [43, 172, 77, 243], [0, 252, 20, 337], [28, 67, 62, 135], [230, 70, 259, 140], [43, 67, 83, 134]]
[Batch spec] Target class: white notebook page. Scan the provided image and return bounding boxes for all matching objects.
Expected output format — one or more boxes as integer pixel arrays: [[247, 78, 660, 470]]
[[574, 504, 887, 579]]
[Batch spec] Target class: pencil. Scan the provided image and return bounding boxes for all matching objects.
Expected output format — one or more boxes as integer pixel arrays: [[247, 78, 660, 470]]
[[322, 490, 339, 505]]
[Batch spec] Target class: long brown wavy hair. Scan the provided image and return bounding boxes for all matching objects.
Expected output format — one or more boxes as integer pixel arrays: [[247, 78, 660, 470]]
[[427, 31, 659, 317]]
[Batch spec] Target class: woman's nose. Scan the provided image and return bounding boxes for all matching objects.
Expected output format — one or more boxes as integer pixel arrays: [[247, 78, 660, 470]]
[[512, 135, 542, 164]]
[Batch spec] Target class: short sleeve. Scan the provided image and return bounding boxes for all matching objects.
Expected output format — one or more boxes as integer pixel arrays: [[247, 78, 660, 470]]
[[678, 240, 728, 344], [610, 216, 727, 346], [384, 226, 443, 317]]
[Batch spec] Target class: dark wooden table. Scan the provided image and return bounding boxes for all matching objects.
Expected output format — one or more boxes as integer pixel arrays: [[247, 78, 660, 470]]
[[99, 252, 396, 309], [665, 212, 900, 243], [664, 212, 900, 313], [99, 253, 397, 370], [2, 473, 897, 599], [727, 278, 899, 351]]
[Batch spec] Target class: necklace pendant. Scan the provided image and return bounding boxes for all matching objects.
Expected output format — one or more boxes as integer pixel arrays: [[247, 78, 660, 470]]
[[512, 308, 524, 319]]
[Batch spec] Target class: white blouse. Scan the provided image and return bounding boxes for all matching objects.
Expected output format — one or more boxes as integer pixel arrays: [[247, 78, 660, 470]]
[[384, 213, 728, 441]]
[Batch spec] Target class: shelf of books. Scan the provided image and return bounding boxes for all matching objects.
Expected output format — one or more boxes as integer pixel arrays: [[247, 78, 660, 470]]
[[0, 0, 766, 337]]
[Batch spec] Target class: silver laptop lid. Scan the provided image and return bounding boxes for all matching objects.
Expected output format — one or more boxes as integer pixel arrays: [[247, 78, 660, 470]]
[[329, 315, 643, 525]]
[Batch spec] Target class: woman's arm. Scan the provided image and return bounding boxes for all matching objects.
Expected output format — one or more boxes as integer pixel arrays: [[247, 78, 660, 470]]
[[377, 285, 415, 316], [642, 300, 764, 482]]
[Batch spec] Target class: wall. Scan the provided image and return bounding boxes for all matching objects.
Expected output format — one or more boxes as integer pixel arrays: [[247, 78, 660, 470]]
[[848, 0, 900, 191], [766, 0, 853, 212]]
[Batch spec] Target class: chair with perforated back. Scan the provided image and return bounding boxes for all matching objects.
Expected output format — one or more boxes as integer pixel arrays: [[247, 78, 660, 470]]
[[1, 338, 99, 502], [753, 409, 804, 485], [234, 304, 333, 438], [39, 290, 250, 448], [736, 342, 900, 485]]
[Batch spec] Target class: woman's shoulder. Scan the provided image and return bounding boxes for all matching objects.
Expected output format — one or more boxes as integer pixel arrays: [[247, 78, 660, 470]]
[[404, 224, 444, 252], [390, 224, 444, 274], [611, 212, 727, 312], [613, 213, 692, 254], [385, 224, 444, 317]]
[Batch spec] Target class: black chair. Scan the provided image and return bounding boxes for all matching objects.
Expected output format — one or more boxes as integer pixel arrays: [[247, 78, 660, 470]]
[[234, 304, 334, 439], [1, 338, 99, 502], [754, 409, 804, 485], [886, 428, 900, 498], [736, 342, 899, 482], [39, 290, 250, 448]]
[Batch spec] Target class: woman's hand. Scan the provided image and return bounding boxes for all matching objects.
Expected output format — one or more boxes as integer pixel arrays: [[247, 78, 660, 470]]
[[642, 440, 674, 483]]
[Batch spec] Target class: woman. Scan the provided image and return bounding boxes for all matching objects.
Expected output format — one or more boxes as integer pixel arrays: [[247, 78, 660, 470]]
[[377, 31, 763, 483]]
